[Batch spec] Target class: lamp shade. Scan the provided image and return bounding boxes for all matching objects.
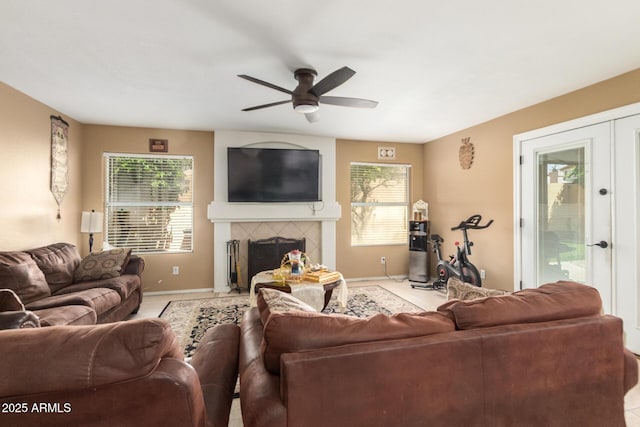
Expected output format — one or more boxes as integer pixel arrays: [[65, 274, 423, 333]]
[[80, 211, 103, 234]]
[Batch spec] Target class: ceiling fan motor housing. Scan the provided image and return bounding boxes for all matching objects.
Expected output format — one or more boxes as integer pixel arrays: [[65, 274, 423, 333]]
[[293, 68, 319, 110]]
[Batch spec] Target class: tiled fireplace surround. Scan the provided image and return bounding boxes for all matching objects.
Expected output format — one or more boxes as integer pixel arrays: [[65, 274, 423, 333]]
[[230, 221, 321, 288], [208, 130, 341, 292]]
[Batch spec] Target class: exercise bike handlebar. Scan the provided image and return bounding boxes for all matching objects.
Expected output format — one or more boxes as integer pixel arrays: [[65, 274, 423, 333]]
[[451, 214, 494, 231]]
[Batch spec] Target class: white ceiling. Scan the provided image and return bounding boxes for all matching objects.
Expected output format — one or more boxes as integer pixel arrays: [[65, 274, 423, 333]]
[[2, 0, 640, 143]]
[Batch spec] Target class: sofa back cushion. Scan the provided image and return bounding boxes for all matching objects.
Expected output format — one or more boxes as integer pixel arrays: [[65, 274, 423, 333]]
[[26, 243, 80, 293], [261, 308, 455, 374], [74, 248, 131, 282], [0, 318, 183, 396], [437, 281, 602, 330], [0, 251, 50, 304]]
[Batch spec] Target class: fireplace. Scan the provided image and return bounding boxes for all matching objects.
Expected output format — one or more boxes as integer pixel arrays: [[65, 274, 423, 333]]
[[207, 130, 341, 292], [247, 236, 306, 283]]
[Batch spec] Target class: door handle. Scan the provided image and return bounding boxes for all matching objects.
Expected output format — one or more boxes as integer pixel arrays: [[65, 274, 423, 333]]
[[587, 241, 608, 249]]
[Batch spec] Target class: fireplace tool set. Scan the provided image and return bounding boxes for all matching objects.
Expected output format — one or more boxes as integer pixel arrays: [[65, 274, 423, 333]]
[[226, 239, 242, 292]]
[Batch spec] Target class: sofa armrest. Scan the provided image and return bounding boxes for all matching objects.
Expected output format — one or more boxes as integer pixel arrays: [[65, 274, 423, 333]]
[[624, 348, 639, 394], [0, 311, 40, 329], [123, 255, 145, 276], [190, 323, 240, 427], [0, 318, 182, 397]]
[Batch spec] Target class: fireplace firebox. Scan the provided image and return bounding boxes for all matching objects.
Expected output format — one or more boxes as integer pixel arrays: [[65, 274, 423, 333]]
[[247, 236, 306, 282]]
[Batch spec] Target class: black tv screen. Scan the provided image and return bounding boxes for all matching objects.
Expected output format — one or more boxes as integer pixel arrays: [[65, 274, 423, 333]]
[[227, 147, 321, 202]]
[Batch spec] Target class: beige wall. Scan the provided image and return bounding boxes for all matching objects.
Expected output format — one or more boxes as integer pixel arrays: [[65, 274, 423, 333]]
[[81, 125, 215, 293], [335, 140, 424, 278], [3, 67, 640, 292], [0, 82, 83, 250], [423, 68, 640, 291]]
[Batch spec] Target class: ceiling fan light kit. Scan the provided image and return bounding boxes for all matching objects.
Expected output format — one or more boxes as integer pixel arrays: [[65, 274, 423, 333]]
[[239, 66, 378, 123], [294, 103, 319, 114]]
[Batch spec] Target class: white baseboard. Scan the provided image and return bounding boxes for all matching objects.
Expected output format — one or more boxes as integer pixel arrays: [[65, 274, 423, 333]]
[[143, 287, 215, 297], [346, 275, 408, 282], [143, 276, 409, 296]]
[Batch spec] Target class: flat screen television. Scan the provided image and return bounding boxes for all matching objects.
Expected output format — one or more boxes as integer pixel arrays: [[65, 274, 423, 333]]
[[227, 147, 321, 202]]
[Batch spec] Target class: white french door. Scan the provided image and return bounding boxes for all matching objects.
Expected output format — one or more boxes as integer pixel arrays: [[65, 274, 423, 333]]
[[613, 114, 640, 351], [519, 123, 613, 312], [516, 105, 640, 353]]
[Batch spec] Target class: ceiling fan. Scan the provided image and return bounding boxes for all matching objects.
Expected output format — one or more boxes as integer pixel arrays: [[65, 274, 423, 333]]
[[238, 66, 378, 123]]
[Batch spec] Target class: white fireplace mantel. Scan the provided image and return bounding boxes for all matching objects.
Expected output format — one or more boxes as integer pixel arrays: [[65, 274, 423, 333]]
[[208, 130, 341, 292], [207, 200, 341, 223]]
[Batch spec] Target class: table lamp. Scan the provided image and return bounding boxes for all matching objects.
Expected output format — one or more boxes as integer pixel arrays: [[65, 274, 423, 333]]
[[80, 209, 103, 252]]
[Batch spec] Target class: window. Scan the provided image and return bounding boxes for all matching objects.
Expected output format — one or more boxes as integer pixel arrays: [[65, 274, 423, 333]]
[[350, 163, 410, 246], [105, 153, 194, 254]]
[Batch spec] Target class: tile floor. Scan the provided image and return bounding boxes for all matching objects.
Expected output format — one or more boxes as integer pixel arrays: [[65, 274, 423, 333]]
[[132, 279, 640, 427]]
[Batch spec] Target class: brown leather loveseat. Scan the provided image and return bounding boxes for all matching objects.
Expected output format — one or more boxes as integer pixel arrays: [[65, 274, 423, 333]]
[[219, 281, 637, 426], [0, 242, 144, 325]]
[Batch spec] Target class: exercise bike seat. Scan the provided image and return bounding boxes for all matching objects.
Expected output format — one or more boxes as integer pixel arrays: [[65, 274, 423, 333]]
[[430, 234, 443, 243]]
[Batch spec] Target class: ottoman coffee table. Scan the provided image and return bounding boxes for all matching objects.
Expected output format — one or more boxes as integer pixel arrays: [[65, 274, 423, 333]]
[[250, 270, 346, 312]]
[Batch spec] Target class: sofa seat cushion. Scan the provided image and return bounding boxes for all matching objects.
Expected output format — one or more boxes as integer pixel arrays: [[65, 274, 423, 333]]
[[33, 305, 98, 326], [0, 318, 183, 397], [0, 251, 50, 304], [54, 274, 140, 301], [261, 307, 455, 374], [74, 248, 131, 282], [26, 243, 81, 294], [437, 281, 602, 330], [24, 288, 122, 316]]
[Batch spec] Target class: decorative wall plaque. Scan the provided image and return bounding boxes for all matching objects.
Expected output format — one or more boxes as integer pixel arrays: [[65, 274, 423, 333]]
[[50, 115, 69, 219], [149, 138, 168, 152], [459, 137, 474, 170]]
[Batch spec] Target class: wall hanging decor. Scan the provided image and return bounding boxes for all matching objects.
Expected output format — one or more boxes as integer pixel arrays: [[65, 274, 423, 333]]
[[149, 138, 168, 152], [50, 115, 69, 219], [459, 137, 474, 170]]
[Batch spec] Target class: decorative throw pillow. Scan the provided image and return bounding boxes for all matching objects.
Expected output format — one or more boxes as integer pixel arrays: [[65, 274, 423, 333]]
[[446, 276, 510, 301], [74, 248, 131, 282], [257, 287, 317, 324], [0, 252, 50, 304]]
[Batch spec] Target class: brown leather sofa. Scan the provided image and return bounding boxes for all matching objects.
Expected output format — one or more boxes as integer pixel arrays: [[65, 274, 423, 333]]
[[0, 243, 144, 325], [0, 317, 240, 427], [220, 281, 637, 427]]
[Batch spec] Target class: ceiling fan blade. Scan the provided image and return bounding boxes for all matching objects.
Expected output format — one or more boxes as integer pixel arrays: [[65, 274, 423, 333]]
[[305, 111, 319, 123], [308, 66, 356, 97], [320, 96, 378, 108], [238, 75, 292, 95], [242, 100, 291, 111]]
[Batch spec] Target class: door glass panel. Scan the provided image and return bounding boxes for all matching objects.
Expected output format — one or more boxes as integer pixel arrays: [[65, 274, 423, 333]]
[[537, 147, 585, 283]]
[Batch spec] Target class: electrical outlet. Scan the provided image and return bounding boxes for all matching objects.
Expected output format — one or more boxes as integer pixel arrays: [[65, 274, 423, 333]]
[[480, 269, 486, 280], [172, 266, 179, 275], [380, 256, 386, 265]]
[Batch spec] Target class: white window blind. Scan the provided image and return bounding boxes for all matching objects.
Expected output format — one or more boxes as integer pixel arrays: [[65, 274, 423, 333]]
[[350, 162, 409, 246], [105, 153, 194, 254]]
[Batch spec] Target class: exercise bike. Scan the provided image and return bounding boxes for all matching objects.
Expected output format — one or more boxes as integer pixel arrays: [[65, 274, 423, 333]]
[[411, 214, 493, 290]]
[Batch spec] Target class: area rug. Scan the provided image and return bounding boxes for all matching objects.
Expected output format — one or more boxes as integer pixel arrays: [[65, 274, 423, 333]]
[[159, 285, 423, 358]]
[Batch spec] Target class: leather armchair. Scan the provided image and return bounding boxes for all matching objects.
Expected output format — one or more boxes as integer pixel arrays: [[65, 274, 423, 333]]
[[0, 318, 239, 427]]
